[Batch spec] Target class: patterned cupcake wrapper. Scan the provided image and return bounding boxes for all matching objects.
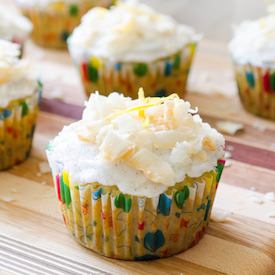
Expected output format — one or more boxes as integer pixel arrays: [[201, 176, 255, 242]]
[[0, 82, 42, 170], [234, 62, 275, 120], [47, 154, 224, 260], [69, 43, 197, 98], [19, 0, 115, 49]]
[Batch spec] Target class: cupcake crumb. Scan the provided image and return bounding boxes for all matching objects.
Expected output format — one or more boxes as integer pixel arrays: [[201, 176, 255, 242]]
[[216, 121, 244, 135]]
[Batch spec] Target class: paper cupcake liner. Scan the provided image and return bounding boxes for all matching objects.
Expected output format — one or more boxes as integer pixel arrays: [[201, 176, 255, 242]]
[[18, 0, 115, 49], [234, 63, 275, 120], [47, 155, 224, 260], [0, 82, 42, 170], [69, 43, 197, 98]]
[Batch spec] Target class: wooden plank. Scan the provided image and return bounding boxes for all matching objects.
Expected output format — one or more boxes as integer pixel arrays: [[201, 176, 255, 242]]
[[222, 159, 275, 193], [1, 172, 275, 273]]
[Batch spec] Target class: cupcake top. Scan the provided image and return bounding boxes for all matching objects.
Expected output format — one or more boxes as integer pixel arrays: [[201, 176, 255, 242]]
[[0, 5, 32, 43], [229, 7, 275, 66], [0, 40, 37, 108], [47, 90, 224, 197], [68, 0, 200, 62]]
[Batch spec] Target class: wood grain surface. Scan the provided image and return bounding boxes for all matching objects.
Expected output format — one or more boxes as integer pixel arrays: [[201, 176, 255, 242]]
[[0, 40, 275, 275]]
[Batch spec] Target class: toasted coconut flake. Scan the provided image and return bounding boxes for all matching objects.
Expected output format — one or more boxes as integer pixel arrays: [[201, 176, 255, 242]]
[[154, 130, 183, 149], [202, 136, 216, 152], [127, 148, 175, 186], [100, 131, 135, 161]]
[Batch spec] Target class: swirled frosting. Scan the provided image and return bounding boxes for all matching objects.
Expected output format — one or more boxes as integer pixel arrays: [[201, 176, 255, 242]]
[[229, 8, 275, 65], [0, 40, 37, 108], [68, 1, 200, 62], [0, 5, 32, 42], [47, 91, 224, 197]]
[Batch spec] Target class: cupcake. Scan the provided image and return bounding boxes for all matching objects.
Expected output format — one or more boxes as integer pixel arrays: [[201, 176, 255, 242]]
[[68, 1, 200, 98], [16, 0, 116, 49], [46, 90, 225, 260], [0, 4, 32, 57], [229, 7, 275, 120], [0, 40, 42, 170]]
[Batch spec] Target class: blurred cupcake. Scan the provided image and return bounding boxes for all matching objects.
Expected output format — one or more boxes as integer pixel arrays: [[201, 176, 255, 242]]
[[229, 7, 275, 120], [0, 40, 42, 170], [16, 0, 115, 49], [0, 4, 32, 57], [46, 90, 225, 260], [68, 1, 200, 98]]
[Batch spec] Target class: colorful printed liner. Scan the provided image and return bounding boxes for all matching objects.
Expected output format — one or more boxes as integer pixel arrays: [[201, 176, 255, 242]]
[[48, 157, 224, 260], [234, 63, 275, 120], [0, 82, 42, 170], [73, 43, 197, 98], [20, 0, 115, 49]]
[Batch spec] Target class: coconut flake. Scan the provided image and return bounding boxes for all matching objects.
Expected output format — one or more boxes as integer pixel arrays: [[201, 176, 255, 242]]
[[216, 121, 244, 135], [211, 209, 231, 223]]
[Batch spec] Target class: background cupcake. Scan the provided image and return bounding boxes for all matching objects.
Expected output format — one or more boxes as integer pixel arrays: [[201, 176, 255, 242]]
[[16, 0, 115, 49], [0, 3, 32, 57], [68, 1, 200, 98], [229, 6, 275, 120], [0, 40, 41, 170], [46, 90, 225, 260]]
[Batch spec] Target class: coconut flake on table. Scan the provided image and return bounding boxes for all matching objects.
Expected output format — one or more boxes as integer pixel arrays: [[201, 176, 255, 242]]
[[211, 209, 231, 223], [252, 121, 266, 132], [249, 191, 275, 204], [216, 121, 244, 135]]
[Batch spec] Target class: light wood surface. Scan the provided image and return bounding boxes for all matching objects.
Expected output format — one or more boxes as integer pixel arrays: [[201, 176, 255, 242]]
[[0, 40, 275, 274]]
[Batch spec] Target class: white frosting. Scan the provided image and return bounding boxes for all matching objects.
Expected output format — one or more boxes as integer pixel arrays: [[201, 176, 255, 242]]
[[68, 1, 200, 62], [0, 4, 32, 42], [47, 92, 224, 197], [229, 10, 275, 65], [0, 40, 37, 108]]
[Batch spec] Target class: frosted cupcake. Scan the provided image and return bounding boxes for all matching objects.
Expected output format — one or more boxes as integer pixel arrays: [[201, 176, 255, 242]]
[[0, 40, 42, 170], [229, 7, 275, 120], [68, 1, 200, 98], [46, 90, 225, 260], [16, 0, 115, 49], [0, 4, 32, 57]]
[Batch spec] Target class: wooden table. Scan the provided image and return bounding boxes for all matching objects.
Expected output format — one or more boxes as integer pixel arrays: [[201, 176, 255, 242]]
[[0, 40, 275, 275]]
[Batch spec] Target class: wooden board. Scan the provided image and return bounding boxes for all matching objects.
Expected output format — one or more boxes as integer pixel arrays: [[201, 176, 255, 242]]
[[0, 40, 275, 275]]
